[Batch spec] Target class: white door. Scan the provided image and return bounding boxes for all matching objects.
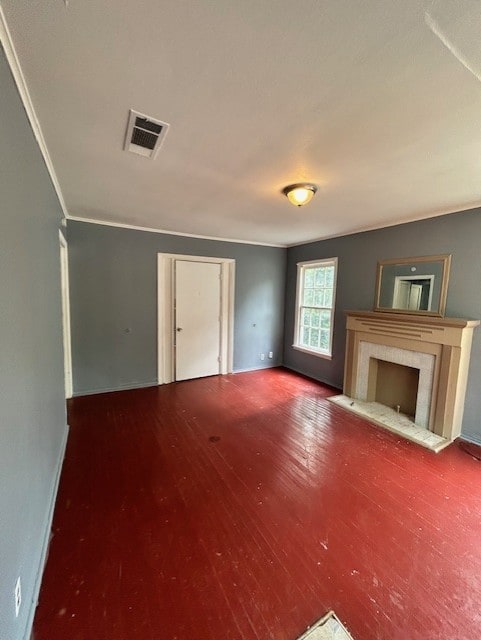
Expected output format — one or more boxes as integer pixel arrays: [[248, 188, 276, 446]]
[[393, 280, 410, 309], [175, 260, 221, 381], [408, 284, 423, 310]]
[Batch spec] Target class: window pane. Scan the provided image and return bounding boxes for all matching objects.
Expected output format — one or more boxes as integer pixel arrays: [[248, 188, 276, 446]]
[[303, 288, 314, 306], [320, 330, 330, 350], [304, 268, 315, 288], [302, 327, 310, 346], [311, 309, 320, 327], [310, 328, 320, 347], [315, 268, 325, 287], [320, 310, 331, 329], [325, 266, 334, 287], [313, 290, 323, 307], [302, 308, 311, 326], [323, 288, 333, 307]]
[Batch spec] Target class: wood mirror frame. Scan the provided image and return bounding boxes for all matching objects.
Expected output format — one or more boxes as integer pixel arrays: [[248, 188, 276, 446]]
[[374, 254, 451, 317]]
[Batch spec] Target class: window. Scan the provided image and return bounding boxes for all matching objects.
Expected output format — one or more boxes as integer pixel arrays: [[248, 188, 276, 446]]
[[293, 258, 338, 358]]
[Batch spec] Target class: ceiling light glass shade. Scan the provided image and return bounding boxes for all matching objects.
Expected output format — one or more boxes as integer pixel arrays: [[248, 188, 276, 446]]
[[282, 183, 318, 207]]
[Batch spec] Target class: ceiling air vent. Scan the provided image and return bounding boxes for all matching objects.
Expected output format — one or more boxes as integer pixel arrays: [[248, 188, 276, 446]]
[[124, 109, 170, 158]]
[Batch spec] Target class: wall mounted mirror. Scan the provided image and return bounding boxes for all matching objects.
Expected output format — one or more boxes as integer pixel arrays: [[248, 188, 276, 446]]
[[374, 254, 451, 317]]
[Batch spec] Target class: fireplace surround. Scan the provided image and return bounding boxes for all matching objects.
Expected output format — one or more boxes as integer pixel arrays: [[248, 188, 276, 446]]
[[357, 341, 433, 428], [343, 311, 479, 441]]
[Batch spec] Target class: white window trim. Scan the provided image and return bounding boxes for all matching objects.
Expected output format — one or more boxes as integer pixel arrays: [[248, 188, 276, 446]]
[[293, 257, 338, 360]]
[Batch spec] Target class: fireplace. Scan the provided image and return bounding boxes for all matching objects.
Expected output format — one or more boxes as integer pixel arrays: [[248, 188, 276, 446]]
[[356, 341, 435, 428], [370, 360, 419, 421], [342, 311, 479, 442]]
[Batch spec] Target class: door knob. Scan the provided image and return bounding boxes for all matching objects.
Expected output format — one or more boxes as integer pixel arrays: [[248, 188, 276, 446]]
[[176, 327, 183, 332]]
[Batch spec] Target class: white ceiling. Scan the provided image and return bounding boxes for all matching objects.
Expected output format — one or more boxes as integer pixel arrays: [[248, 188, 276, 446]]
[[3, 0, 481, 246]]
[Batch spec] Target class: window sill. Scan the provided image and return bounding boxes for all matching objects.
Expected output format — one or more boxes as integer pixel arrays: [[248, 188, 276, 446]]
[[292, 345, 332, 360]]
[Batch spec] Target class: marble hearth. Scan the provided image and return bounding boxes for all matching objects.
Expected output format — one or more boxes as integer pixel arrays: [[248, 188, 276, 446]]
[[339, 311, 479, 449]]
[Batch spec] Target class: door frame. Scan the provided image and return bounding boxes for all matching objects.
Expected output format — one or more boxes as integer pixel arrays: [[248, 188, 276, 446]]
[[393, 274, 434, 311], [157, 253, 235, 384], [59, 230, 73, 398]]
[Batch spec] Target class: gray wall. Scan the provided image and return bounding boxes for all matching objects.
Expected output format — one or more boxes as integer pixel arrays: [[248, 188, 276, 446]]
[[284, 208, 481, 444], [0, 46, 67, 640], [67, 220, 286, 395]]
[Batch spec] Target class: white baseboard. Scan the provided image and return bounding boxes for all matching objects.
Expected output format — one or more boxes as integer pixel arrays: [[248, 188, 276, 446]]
[[460, 433, 481, 446], [72, 380, 158, 397], [25, 423, 69, 640], [233, 364, 280, 374], [74, 372, 287, 394], [282, 364, 342, 391]]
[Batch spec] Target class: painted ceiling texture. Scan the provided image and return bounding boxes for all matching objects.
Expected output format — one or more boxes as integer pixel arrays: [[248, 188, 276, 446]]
[[3, 0, 481, 245]]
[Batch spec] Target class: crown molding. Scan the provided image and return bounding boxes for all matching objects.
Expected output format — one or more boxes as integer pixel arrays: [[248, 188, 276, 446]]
[[0, 5, 68, 218], [287, 202, 481, 248], [4, 6, 474, 251], [67, 215, 287, 248]]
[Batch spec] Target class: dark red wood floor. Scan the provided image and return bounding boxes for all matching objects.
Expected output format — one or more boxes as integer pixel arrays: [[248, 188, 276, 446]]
[[32, 369, 481, 640]]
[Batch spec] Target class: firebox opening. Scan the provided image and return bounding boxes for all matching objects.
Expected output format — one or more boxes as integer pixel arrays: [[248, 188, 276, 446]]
[[367, 359, 420, 421]]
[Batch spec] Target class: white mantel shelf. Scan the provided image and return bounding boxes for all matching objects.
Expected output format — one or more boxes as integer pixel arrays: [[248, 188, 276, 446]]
[[343, 311, 480, 441]]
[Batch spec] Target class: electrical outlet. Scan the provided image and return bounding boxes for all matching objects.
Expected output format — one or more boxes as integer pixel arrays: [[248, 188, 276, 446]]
[[14, 577, 21, 618], [260, 353, 265, 361], [268, 351, 273, 359]]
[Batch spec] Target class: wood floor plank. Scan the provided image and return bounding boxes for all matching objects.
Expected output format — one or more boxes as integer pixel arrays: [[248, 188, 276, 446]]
[[32, 369, 481, 640]]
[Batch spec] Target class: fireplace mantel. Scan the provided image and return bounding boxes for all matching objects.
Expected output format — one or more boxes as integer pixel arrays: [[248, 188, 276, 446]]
[[343, 311, 479, 440]]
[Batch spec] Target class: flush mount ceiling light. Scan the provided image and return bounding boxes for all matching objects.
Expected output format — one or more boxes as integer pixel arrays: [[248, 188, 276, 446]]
[[282, 183, 318, 207]]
